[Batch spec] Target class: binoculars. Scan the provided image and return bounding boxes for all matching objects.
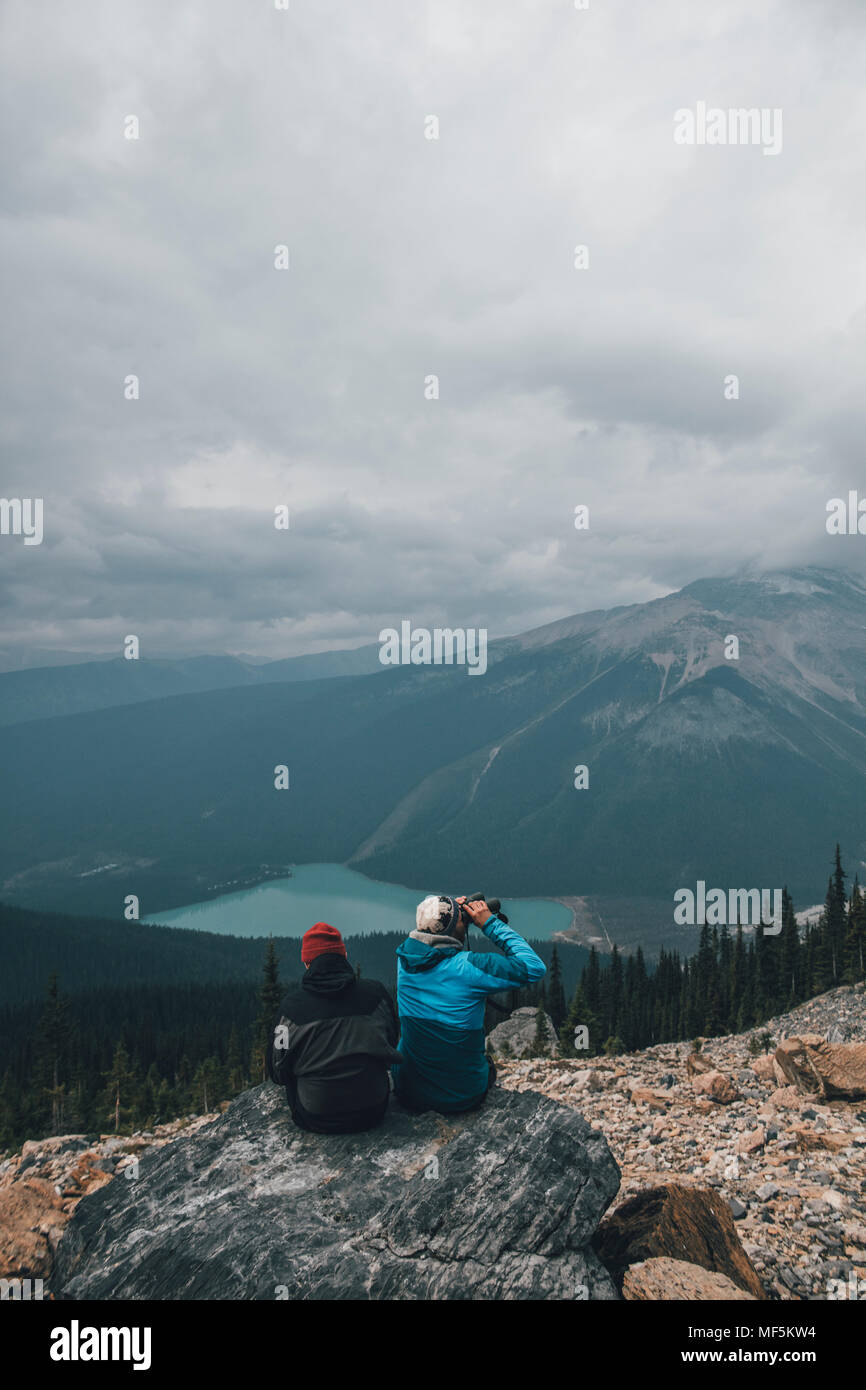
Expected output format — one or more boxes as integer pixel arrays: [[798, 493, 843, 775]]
[[460, 893, 509, 926]]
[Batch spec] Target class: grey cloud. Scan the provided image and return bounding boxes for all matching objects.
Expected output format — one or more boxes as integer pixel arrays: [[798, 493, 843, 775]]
[[1, 0, 865, 661]]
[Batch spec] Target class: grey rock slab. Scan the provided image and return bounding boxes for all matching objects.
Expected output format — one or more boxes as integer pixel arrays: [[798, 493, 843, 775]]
[[53, 1083, 621, 1301]]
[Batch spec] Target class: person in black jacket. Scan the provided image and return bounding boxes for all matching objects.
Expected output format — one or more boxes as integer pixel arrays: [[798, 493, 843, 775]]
[[268, 921, 402, 1134]]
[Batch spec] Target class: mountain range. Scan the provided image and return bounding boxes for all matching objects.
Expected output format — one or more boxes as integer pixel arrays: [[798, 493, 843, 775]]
[[2, 566, 864, 925]]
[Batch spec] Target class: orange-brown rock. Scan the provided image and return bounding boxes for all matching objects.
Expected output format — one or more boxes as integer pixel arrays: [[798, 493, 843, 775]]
[[629, 1087, 669, 1110], [736, 1126, 766, 1155], [593, 1182, 765, 1299], [768, 1085, 802, 1108], [691, 1070, 740, 1104], [773, 1036, 866, 1100], [750, 1054, 776, 1081], [791, 1125, 849, 1153], [623, 1256, 757, 1301], [63, 1154, 114, 1199], [0, 1178, 67, 1279], [686, 1051, 713, 1076]]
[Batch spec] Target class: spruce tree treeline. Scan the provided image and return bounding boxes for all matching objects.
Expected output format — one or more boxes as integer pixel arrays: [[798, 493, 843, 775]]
[[540, 848, 865, 1057]]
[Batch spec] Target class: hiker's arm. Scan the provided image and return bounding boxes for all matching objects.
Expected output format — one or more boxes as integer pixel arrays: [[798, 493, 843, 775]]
[[464, 915, 546, 994]]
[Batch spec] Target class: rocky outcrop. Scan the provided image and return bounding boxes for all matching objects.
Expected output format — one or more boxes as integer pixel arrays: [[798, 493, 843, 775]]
[[773, 1036, 866, 1100], [53, 1085, 620, 1300], [622, 1256, 757, 1301], [488, 1006, 558, 1059], [593, 1183, 765, 1299]]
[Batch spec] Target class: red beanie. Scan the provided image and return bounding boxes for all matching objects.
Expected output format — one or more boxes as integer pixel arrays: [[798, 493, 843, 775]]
[[301, 922, 347, 965]]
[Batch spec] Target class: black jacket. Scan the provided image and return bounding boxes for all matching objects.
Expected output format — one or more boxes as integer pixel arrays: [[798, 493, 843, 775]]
[[268, 953, 402, 1131]]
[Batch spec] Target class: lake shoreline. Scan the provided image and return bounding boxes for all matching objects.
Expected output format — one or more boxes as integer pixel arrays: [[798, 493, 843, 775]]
[[144, 863, 573, 941]]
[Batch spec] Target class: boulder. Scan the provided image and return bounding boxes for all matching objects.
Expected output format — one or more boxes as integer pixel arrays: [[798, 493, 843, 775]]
[[773, 1036, 866, 1100], [0, 1178, 67, 1280], [629, 1087, 669, 1111], [736, 1127, 765, 1155], [768, 1085, 802, 1108], [53, 1083, 620, 1300], [691, 1070, 740, 1104], [622, 1256, 757, 1301], [593, 1182, 765, 1299], [750, 1055, 776, 1082], [487, 1007, 559, 1059], [570, 1068, 604, 1091], [686, 1051, 714, 1076]]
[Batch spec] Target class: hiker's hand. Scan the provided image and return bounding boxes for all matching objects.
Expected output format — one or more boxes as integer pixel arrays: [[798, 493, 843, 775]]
[[462, 898, 493, 926]]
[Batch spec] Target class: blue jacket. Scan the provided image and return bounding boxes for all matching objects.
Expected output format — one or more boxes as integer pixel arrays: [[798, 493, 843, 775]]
[[393, 916, 546, 1113]]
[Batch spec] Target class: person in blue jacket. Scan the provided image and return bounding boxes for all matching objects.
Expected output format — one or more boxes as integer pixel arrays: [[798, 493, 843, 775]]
[[392, 893, 546, 1114]]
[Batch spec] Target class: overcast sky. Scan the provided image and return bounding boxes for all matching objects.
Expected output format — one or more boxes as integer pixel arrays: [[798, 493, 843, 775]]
[[2, 0, 866, 662]]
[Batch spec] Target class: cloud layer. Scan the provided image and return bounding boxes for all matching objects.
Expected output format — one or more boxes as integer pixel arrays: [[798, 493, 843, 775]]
[[2, 0, 865, 659]]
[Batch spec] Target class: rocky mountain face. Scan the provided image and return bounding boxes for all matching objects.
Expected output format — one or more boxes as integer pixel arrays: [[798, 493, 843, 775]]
[[355, 566, 866, 902], [2, 566, 864, 917], [495, 984, 866, 1300]]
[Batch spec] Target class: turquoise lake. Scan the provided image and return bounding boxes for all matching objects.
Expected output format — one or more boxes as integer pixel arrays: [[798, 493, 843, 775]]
[[145, 862, 572, 940]]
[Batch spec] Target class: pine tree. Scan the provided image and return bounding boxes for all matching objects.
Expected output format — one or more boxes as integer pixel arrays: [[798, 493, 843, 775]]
[[778, 886, 801, 1005], [35, 974, 73, 1136], [584, 947, 601, 1016], [252, 938, 282, 1083], [827, 845, 848, 984], [529, 1005, 552, 1058], [547, 946, 567, 1030], [192, 1056, 222, 1114], [103, 1042, 136, 1132], [812, 878, 836, 992], [226, 1025, 247, 1095], [844, 878, 866, 982], [717, 925, 732, 1030]]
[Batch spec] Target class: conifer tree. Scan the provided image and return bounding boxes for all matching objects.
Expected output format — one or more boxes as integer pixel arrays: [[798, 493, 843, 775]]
[[529, 1005, 552, 1058], [778, 886, 800, 1004], [559, 981, 600, 1057], [547, 946, 567, 1030], [36, 974, 73, 1135], [104, 1042, 136, 1132], [252, 938, 282, 1083], [226, 1025, 247, 1095], [821, 845, 848, 986], [812, 878, 836, 992], [844, 878, 866, 982]]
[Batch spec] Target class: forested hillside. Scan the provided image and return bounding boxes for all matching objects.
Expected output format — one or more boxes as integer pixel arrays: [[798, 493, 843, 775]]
[[2, 846, 862, 1151]]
